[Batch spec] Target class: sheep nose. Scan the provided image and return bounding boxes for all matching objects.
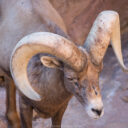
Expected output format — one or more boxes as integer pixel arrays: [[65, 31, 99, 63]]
[[91, 108, 102, 116]]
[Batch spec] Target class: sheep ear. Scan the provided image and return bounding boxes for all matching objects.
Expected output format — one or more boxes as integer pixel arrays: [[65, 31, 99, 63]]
[[40, 56, 63, 69]]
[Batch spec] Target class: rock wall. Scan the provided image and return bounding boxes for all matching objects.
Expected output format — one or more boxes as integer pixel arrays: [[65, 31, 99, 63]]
[[50, 0, 128, 45]]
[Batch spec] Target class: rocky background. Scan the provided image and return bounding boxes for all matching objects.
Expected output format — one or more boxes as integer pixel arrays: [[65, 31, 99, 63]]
[[0, 0, 128, 128], [50, 0, 128, 45]]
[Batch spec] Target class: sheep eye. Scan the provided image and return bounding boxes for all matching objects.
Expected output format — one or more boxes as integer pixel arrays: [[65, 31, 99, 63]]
[[67, 78, 74, 81], [92, 86, 98, 95], [95, 91, 98, 95], [67, 77, 77, 81]]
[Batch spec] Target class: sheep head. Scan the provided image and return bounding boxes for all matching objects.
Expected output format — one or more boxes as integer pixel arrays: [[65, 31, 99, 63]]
[[10, 11, 127, 119]]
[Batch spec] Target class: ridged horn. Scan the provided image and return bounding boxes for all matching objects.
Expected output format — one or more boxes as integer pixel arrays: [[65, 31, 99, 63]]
[[10, 32, 86, 101], [84, 11, 128, 71]]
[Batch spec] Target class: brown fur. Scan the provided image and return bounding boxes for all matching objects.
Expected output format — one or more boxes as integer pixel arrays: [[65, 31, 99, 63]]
[[17, 52, 102, 128]]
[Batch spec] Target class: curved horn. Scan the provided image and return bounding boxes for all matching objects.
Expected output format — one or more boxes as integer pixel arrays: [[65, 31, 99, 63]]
[[84, 11, 128, 71], [10, 32, 86, 101]]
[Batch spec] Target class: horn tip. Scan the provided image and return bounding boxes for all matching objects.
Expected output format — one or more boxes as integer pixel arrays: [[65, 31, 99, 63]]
[[122, 67, 128, 73], [27, 94, 42, 101]]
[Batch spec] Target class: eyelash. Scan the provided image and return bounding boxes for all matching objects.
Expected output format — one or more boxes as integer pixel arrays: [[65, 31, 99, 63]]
[[67, 77, 77, 81], [67, 78, 79, 86]]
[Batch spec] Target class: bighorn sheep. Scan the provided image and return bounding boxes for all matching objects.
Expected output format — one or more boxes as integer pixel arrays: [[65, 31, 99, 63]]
[[10, 9, 128, 128], [0, 0, 127, 128], [0, 0, 67, 127]]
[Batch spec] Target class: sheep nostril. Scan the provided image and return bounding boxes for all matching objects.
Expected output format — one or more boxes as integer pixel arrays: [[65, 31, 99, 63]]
[[91, 108, 102, 116]]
